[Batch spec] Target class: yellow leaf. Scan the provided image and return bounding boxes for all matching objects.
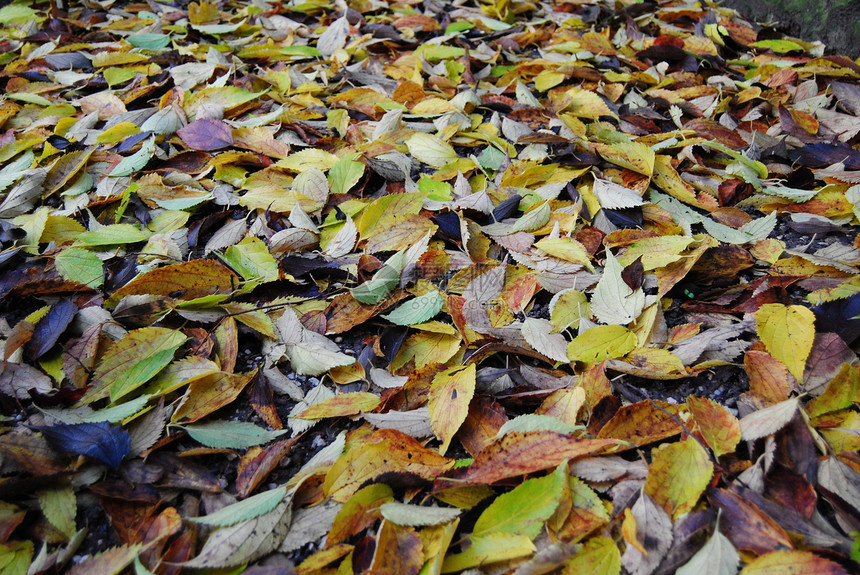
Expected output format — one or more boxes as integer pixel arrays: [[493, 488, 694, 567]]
[[567, 325, 637, 364], [562, 536, 621, 575], [296, 392, 380, 419], [644, 437, 713, 519], [441, 533, 536, 573], [740, 550, 850, 574], [652, 154, 699, 205], [755, 303, 815, 380], [592, 140, 655, 177], [534, 237, 594, 271], [406, 132, 459, 168], [429, 364, 476, 455]]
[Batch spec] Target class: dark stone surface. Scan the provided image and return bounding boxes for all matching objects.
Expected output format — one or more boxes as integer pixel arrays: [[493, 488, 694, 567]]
[[719, 0, 860, 58]]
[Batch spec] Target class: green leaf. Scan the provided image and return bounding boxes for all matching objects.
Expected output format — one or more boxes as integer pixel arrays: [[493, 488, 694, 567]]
[[512, 201, 551, 232], [328, 156, 365, 195], [567, 325, 638, 364], [76, 327, 188, 404], [178, 420, 289, 449], [75, 224, 150, 247], [441, 533, 535, 573], [221, 237, 279, 282], [54, 247, 104, 288], [127, 33, 171, 51], [84, 394, 152, 423], [109, 137, 156, 177], [0, 541, 33, 575], [381, 291, 444, 326], [189, 486, 289, 527], [472, 464, 566, 539], [752, 39, 805, 53], [350, 252, 405, 304]]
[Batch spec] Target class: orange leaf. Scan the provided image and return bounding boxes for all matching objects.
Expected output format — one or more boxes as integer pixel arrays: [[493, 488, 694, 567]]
[[105, 260, 239, 308], [439, 431, 622, 486], [596, 400, 683, 446], [328, 484, 394, 545], [687, 396, 741, 457], [171, 370, 256, 424], [324, 429, 454, 502], [368, 521, 423, 575], [745, 349, 791, 404]]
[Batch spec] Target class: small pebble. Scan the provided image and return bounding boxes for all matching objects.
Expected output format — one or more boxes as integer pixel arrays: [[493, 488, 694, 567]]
[[268, 483, 278, 490], [335, 336, 343, 343], [665, 397, 677, 404]]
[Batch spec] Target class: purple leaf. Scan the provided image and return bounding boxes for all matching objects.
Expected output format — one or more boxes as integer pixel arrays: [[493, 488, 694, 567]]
[[34, 422, 130, 468], [26, 299, 77, 361], [177, 118, 234, 151]]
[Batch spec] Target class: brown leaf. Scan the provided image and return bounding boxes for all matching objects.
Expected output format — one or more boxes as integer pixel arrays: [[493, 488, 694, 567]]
[[708, 488, 794, 555]]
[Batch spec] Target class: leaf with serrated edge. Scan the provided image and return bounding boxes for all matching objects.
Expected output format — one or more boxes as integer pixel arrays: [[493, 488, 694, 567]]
[[739, 398, 799, 441], [381, 291, 444, 326], [756, 303, 815, 380], [688, 396, 741, 457], [567, 325, 638, 364], [591, 251, 645, 325], [592, 178, 645, 209], [324, 214, 357, 258], [406, 132, 458, 168], [183, 497, 292, 568], [441, 533, 536, 573], [473, 463, 565, 540], [189, 486, 287, 527], [428, 364, 476, 455], [379, 502, 461, 526], [178, 420, 289, 449], [521, 317, 570, 362], [676, 528, 739, 575], [644, 437, 713, 519]]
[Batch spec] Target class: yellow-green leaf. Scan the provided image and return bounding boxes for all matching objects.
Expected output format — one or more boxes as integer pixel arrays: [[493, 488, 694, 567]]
[[567, 325, 637, 364], [441, 533, 535, 573], [406, 133, 459, 168], [80, 327, 188, 404], [644, 437, 713, 519], [472, 464, 565, 540]]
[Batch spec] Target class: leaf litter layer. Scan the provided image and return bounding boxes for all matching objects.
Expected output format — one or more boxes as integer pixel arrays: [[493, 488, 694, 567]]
[[0, 0, 859, 573]]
